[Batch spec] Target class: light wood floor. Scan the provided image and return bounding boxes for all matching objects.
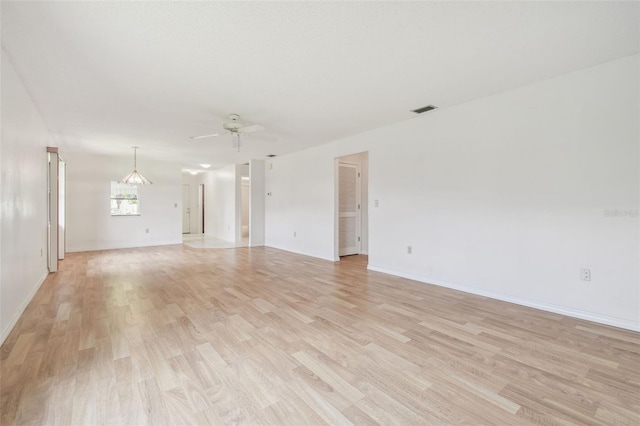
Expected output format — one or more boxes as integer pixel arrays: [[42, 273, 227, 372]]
[[1, 245, 639, 425]]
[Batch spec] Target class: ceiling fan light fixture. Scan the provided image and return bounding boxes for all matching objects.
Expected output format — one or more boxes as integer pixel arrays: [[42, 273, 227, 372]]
[[223, 113, 243, 132], [120, 147, 152, 185], [189, 113, 265, 152], [200, 163, 211, 168]]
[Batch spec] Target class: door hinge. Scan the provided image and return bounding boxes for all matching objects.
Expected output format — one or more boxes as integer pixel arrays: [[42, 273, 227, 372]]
[[358, 172, 360, 177], [358, 236, 361, 242], [358, 204, 360, 210]]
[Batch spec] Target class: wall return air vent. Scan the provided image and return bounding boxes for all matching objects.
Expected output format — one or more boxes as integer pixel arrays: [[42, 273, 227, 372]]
[[411, 105, 437, 114]]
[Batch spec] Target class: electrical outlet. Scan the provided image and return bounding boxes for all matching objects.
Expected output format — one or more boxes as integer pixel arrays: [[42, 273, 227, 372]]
[[145, 228, 149, 234], [580, 268, 591, 281], [374, 200, 379, 207], [407, 246, 412, 254], [293, 231, 297, 237]]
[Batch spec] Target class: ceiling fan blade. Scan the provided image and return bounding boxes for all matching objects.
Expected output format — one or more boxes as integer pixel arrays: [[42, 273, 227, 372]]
[[189, 133, 221, 140], [239, 124, 265, 133]]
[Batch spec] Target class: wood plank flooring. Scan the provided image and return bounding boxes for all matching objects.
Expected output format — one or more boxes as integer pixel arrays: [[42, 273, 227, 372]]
[[1, 245, 639, 425]]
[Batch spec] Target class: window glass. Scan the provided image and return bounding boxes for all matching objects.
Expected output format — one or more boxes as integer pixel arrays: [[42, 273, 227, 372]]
[[111, 182, 139, 216]]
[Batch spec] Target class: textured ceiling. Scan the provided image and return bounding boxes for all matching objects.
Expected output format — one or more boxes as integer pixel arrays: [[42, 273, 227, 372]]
[[2, 1, 638, 170]]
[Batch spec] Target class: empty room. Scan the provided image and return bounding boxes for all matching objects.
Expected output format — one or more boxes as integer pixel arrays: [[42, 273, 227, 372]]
[[1, 1, 638, 425]]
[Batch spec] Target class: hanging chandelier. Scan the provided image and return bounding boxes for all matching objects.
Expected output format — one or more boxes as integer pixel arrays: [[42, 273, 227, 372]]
[[120, 146, 152, 185]]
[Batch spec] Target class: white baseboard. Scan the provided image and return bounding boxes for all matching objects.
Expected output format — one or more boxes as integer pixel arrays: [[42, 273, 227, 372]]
[[367, 265, 640, 332], [264, 244, 337, 263], [66, 239, 183, 253], [0, 270, 49, 346]]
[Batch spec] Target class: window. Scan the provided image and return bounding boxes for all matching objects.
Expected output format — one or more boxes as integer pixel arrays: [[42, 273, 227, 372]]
[[110, 182, 139, 216]]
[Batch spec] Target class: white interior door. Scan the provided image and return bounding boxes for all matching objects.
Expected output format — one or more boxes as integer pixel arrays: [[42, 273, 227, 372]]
[[338, 162, 361, 256], [58, 160, 66, 260], [182, 184, 190, 234], [47, 149, 58, 272]]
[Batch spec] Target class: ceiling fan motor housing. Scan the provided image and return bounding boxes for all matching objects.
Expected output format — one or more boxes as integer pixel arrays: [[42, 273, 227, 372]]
[[223, 114, 243, 132]]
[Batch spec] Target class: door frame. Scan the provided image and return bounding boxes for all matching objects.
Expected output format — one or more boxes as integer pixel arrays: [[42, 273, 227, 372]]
[[58, 159, 66, 260], [47, 147, 61, 272], [339, 161, 361, 256], [334, 159, 362, 259], [182, 184, 191, 234], [198, 183, 205, 234]]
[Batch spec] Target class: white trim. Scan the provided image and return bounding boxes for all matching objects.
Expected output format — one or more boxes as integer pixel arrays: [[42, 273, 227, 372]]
[[265, 244, 337, 263], [367, 264, 640, 332], [66, 239, 183, 253], [1, 271, 49, 346], [333, 158, 340, 261]]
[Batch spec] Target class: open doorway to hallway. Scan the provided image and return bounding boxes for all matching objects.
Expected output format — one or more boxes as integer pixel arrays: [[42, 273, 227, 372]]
[[47, 147, 66, 272], [182, 183, 191, 234], [335, 151, 369, 260], [239, 164, 250, 246], [198, 183, 205, 234], [182, 173, 206, 237]]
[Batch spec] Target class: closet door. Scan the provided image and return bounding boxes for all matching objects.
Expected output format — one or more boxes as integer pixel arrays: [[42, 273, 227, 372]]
[[338, 162, 361, 256]]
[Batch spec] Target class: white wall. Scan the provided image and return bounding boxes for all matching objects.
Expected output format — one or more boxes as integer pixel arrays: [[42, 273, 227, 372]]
[[266, 150, 337, 261], [1, 50, 51, 343], [205, 164, 238, 242], [65, 152, 182, 251], [265, 55, 640, 330]]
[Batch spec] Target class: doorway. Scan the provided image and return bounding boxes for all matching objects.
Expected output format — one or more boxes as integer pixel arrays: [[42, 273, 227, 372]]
[[241, 177, 250, 241], [248, 159, 266, 247], [198, 184, 205, 234], [58, 160, 66, 261], [182, 184, 190, 234], [338, 162, 361, 256], [335, 152, 369, 259], [47, 147, 65, 272], [235, 163, 250, 244]]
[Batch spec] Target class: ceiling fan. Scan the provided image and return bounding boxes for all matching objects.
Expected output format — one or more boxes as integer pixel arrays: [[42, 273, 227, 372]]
[[190, 114, 265, 151]]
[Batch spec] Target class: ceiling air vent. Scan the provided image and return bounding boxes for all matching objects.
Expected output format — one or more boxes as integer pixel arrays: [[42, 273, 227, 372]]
[[411, 105, 437, 114]]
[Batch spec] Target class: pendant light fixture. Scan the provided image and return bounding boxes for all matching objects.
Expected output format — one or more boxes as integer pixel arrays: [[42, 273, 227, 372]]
[[120, 146, 152, 185]]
